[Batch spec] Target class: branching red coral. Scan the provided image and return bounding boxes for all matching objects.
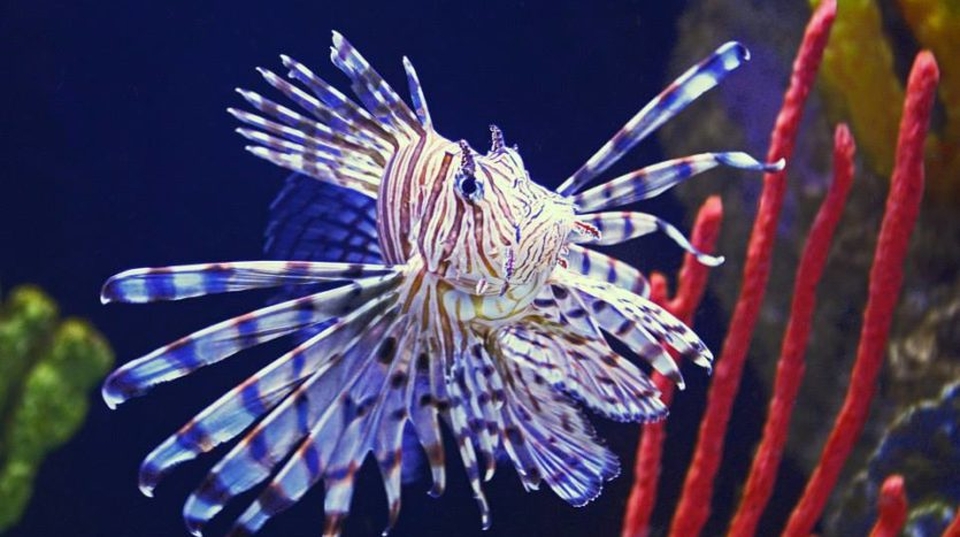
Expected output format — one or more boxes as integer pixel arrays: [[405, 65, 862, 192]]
[[666, 2, 837, 535], [726, 124, 855, 537], [944, 508, 960, 537], [617, 3, 942, 536], [621, 196, 723, 537], [782, 50, 939, 537], [868, 475, 907, 537]]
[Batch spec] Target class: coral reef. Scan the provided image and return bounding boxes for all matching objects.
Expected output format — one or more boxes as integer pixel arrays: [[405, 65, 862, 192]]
[[656, 0, 960, 523], [622, 1, 954, 535], [0, 286, 113, 532], [832, 383, 960, 536], [814, 0, 960, 202]]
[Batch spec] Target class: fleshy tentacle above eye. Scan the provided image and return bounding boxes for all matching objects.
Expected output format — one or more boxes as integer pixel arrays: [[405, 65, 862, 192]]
[[556, 41, 751, 196]]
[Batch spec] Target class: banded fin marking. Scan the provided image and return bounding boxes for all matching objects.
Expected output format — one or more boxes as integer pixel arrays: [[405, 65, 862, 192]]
[[573, 152, 783, 212], [103, 274, 398, 409], [137, 289, 398, 496], [492, 330, 621, 506], [101, 261, 394, 303], [181, 307, 401, 536], [563, 245, 651, 298], [572, 212, 724, 267], [557, 42, 751, 195], [402, 56, 432, 128], [280, 54, 395, 152], [330, 31, 422, 141]]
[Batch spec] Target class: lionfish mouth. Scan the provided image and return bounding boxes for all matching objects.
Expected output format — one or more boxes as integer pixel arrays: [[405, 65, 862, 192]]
[[100, 30, 783, 537]]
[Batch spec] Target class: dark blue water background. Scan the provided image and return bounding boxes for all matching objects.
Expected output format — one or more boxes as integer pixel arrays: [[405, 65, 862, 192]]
[[1, 1, 797, 535]]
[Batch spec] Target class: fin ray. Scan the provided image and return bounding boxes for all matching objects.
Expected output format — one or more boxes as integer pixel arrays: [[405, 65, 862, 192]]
[[557, 42, 750, 195]]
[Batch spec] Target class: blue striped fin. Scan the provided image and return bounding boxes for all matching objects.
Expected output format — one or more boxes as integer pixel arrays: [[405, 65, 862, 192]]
[[255, 66, 361, 141], [452, 351, 498, 480], [548, 284, 605, 340], [243, 145, 381, 196], [318, 319, 415, 537], [136, 290, 397, 496], [558, 334, 665, 423], [557, 42, 750, 196], [617, 292, 713, 371], [464, 342, 505, 481], [280, 54, 395, 152], [553, 271, 687, 388], [229, 88, 388, 164], [492, 338, 620, 506], [233, 124, 382, 186], [402, 57, 432, 128], [250, 64, 396, 167], [562, 245, 651, 298], [101, 260, 395, 304], [500, 319, 663, 423], [330, 31, 422, 141], [232, 88, 358, 150], [224, 317, 411, 537], [229, 89, 384, 196], [573, 270, 714, 370], [370, 326, 421, 534], [103, 273, 398, 409], [265, 173, 381, 265], [406, 338, 448, 498], [573, 152, 783, 212], [572, 212, 725, 267], [180, 309, 400, 536], [444, 358, 492, 529]]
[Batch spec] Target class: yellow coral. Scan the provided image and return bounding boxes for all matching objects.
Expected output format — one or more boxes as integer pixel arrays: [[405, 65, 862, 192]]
[[898, 0, 960, 202], [811, 0, 905, 175], [811, 0, 960, 204]]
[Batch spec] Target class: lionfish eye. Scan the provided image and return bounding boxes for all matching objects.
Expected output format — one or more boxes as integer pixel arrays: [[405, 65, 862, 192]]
[[455, 139, 483, 202], [456, 171, 484, 202]]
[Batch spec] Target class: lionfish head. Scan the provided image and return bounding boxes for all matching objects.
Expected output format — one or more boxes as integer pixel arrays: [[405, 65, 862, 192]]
[[420, 126, 575, 296]]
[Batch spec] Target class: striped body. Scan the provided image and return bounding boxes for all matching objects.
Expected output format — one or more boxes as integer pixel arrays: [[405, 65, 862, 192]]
[[380, 130, 575, 323], [101, 32, 782, 536]]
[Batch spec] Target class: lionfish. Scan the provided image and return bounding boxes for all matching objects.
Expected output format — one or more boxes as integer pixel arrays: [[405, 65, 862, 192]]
[[101, 32, 781, 536]]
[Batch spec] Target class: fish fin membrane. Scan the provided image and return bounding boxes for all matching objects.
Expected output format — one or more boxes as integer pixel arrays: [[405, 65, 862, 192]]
[[494, 326, 621, 506]]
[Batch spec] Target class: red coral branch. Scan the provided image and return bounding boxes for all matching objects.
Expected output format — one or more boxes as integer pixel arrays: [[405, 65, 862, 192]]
[[667, 196, 724, 320], [621, 196, 723, 537], [782, 50, 939, 537], [667, 2, 836, 535], [944, 508, 960, 537], [868, 475, 908, 537], [727, 124, 855, 536]]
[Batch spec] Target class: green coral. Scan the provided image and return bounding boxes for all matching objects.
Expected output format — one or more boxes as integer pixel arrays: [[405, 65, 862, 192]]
[[0, 286, 113, 532]]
